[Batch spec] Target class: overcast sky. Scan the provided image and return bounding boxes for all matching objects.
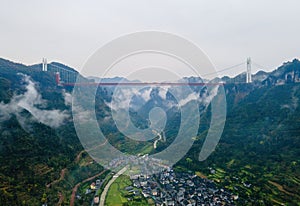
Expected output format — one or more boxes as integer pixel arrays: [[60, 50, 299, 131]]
[[1, 0, 300, 79]]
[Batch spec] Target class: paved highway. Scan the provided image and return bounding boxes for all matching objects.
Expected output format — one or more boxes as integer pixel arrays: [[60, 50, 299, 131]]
[[99, 166, 128, 206]]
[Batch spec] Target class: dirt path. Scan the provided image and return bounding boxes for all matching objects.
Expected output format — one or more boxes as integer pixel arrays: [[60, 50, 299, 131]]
[[86, 139, 108, 153], [46, 150, 86, 205], [268, 181, 294, 196], [47, 150, 86, 188], [57, 192, 64, 206], [46, 168, 67, 188], [70, 170, 107, 206], [75, 150, 85, 163]]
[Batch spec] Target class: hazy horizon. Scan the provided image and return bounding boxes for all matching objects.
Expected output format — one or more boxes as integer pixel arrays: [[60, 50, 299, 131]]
[[1, 0, 300, 79]]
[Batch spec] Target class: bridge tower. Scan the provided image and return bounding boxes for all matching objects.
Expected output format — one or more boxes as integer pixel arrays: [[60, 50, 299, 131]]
[[246, 57, 252, 83], [55, 72, 61, 85], [42, 58, 48, 71]]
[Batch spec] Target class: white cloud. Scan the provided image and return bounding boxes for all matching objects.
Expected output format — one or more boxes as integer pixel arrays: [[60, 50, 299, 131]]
[[141, 87, 152, 102], [158, 86, 170, 100], [201, 85, 219, 106], [0, 74, 69, 128], [178, 92, 199, 107], [105, 84, 220, 113], [62, 90, 72, 106], [107, 87, 154, 111]]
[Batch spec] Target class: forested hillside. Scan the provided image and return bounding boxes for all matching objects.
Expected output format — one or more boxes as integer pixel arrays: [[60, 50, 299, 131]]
[[180, 61, 300, 205], [0, 57, 300, 205]]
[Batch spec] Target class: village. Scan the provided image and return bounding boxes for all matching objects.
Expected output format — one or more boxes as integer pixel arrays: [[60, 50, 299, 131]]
[[85, 167, 238, 206], [82, 154, 239, 205], [129, 168, 237, 205]]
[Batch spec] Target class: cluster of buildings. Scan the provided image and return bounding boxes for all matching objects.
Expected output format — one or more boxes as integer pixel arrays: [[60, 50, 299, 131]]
[[108, 154, 168, 175], [130, 168, 237, 206]]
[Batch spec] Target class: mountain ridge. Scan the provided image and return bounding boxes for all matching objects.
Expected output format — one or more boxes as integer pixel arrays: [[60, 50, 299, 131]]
[[0, 57, 300, 205]]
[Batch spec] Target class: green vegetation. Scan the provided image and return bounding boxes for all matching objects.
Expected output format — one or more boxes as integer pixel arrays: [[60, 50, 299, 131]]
[[75, 170, 110, 206], [1, 57, 300, 205], [105, 175, 147, 206], [178, 82, 300, 205], [0, 58, 108, 205]]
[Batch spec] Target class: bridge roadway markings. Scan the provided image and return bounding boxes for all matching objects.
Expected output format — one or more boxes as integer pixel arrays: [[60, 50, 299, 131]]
[[99, 166, 128, 206]]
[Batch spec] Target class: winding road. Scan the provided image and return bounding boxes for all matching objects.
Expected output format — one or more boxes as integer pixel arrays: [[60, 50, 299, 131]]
[[99, 166, 128, 206], [153, 131, 164, 149], [70, 170, 107, 206]]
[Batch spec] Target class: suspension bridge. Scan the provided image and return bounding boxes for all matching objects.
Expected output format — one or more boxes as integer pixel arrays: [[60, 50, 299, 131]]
[[41, 57, 267, 86]]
